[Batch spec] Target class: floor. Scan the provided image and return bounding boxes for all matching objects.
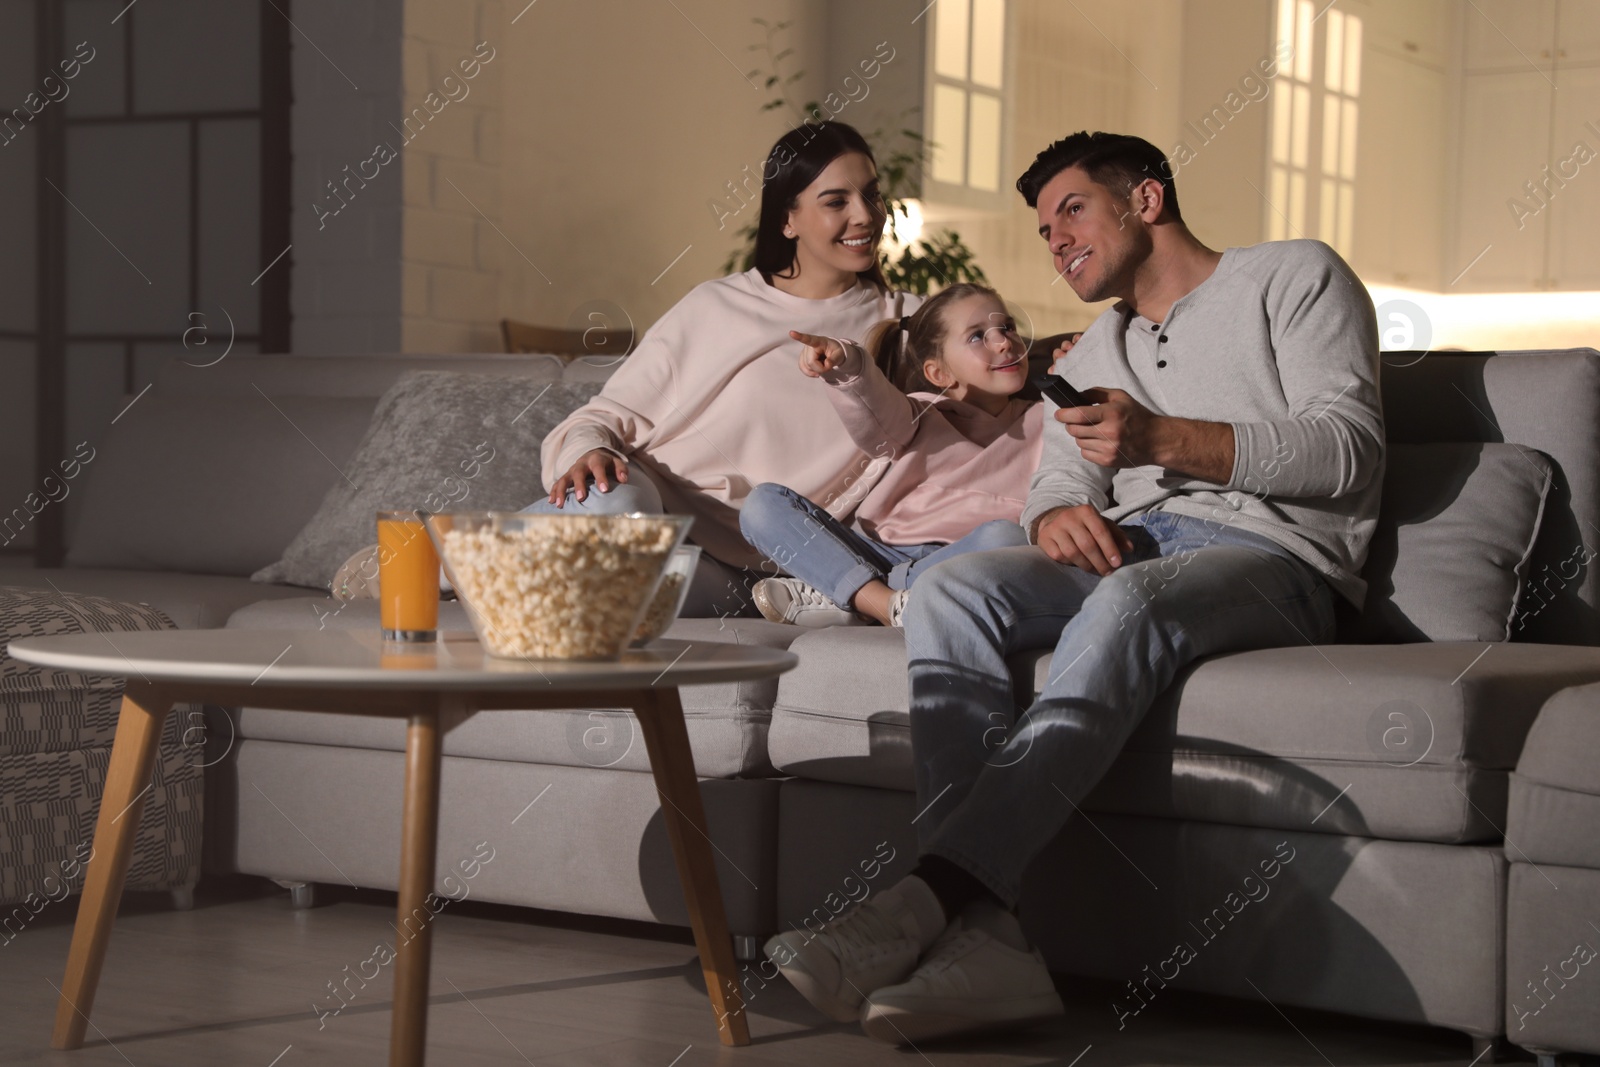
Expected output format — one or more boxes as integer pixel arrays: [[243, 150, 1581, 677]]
[[0, 880, 1528, 1067]]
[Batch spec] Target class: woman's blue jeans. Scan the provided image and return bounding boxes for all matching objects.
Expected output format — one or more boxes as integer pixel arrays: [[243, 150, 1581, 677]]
[[902, 509, 1337, 907], [738, 482, 1029, 608]]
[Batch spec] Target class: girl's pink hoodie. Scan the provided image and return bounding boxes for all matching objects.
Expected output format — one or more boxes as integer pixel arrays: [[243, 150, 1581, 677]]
[[822, 341, 1043, 545]]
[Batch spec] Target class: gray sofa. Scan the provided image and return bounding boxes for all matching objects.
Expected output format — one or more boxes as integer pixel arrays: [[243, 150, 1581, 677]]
[[5, 347, 1599, 1058]]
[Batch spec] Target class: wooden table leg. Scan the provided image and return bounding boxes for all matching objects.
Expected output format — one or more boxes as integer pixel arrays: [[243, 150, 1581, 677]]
[[632, 688, 750, 1046], [390, 706, 444, 1067], [51, 682, 172, 1050]]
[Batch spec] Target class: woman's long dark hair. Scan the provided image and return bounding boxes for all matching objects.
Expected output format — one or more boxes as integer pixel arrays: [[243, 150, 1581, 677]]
[[753, 121, 889, 291]]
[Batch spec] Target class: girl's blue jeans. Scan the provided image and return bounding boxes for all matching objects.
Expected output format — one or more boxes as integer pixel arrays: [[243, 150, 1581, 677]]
[[738, 482, 1028, 608]]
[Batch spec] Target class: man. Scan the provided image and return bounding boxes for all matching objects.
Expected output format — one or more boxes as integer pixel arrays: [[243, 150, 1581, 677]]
[[763, 131, 1384, 1043]]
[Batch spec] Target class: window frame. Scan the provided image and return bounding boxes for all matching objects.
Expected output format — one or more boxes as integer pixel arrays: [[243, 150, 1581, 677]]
[[1265, 0, 1362, 255], [920, 0, 1014, 213]]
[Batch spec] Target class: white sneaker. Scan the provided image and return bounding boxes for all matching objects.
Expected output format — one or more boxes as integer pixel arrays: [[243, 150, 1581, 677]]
[[764, 877, 945, 1022], [753, 577, 865, 628], [887, 588, 909, 629], [861, 900, 1065, 1044]]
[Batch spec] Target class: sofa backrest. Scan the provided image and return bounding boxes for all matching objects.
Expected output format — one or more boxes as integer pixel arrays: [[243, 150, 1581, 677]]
[[150, 351, 618, 396], [65, 353, 619, 578], [67, 347, 1600, 645], [1379, 348, 1600, 646]]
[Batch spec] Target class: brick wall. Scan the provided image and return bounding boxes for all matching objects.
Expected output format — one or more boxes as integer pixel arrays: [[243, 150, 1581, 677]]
[[398, 0, 505, 352]]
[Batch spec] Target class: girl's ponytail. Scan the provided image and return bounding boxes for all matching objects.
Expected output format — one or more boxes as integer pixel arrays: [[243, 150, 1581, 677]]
[[864, 318, 908, 390]]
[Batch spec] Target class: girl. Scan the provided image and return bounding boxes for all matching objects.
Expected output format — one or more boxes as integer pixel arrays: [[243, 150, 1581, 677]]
[[532, 122, 924, 617], [741, 283, 1046, 627]]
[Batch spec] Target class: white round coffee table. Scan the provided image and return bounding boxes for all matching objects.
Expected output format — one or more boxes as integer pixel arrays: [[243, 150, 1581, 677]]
[[9, 628, 797, 1066]]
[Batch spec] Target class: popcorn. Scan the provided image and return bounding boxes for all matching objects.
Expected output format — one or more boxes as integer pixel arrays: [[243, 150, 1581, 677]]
[[440, 516, 680, 659], [634, 572, 686, 644]]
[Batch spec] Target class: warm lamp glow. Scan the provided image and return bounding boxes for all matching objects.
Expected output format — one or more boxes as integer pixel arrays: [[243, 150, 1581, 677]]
[[1366, 284, 1600, 352], [886, 198, 925, 253]]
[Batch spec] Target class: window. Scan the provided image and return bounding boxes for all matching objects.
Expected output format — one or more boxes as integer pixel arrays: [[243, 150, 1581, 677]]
[[1267, 0, 1361, 255], [926, 0, 1008, 205]]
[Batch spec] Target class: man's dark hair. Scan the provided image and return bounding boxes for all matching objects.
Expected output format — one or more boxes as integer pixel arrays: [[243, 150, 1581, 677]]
[[1016, 131, 1181, 222]]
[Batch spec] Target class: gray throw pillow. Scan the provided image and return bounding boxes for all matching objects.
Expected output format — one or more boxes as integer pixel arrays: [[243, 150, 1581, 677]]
[[1344, 442, 1553, 642], [252, 373, 603, 590]]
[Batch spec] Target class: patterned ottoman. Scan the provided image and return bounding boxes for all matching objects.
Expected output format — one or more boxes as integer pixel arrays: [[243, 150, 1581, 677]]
[[0, 587, 203, 919]]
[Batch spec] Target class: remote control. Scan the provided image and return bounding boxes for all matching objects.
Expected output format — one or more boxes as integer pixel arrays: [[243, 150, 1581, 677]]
[[1031, 374, 1091, 408]]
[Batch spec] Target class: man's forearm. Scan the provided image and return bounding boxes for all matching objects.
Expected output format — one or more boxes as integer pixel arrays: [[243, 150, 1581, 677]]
[[1152, 416, 1235, 484]]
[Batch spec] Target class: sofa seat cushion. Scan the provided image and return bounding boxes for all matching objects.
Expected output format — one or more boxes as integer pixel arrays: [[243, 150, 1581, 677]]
[[223, 597, 800, 778], [1507, 681, 1600, 868], [767, 628, 1600, 843], [0, 569, 314, 630]]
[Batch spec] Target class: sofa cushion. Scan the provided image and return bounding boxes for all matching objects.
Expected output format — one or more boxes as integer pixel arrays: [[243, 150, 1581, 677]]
[[1340, 442, 1552, 643], [223, 597, 800, 778], [1379, 349, 1600, 646], [63, 394, 377, 577], [1506, 681, 1600, 868], [252, 373, 604, 591], [767, 628, 1600, 843], [0, 568, 314, 630]]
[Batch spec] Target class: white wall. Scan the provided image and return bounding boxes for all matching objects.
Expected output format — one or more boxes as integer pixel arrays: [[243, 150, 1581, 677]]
[[398, 0, 506, 352], [289, 0, 1597, 353], [930, 0, 1190, 338], [488, 0, 846, 343]]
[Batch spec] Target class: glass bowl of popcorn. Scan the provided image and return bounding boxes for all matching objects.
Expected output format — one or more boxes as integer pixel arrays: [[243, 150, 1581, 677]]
[[426, 512, 692, 660], [631, 545, 701, 646]]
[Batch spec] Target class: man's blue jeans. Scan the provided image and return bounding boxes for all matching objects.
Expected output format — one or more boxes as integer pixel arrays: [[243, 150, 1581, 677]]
[[739, 482, 1029, 608], [904, 509, 1337, 906]]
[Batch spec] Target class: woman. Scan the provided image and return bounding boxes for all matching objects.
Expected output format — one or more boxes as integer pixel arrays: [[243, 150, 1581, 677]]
[[533, 121, 923, 615]]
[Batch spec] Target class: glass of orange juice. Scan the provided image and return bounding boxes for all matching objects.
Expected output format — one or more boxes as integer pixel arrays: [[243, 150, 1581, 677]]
[[378, 508, 440, 642]]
